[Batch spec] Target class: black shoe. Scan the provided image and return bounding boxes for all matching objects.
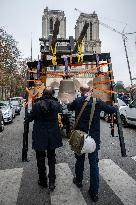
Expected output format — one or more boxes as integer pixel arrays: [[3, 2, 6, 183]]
[[38, 179, 48, 188], [88, 190, 98, 202], [49, 182, 55, 191], [73, 177, 83, 188]]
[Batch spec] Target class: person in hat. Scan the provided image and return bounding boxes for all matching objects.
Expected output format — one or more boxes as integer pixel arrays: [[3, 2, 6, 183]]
[[26, 88, 63, 191], [68, 85, 117, 202]]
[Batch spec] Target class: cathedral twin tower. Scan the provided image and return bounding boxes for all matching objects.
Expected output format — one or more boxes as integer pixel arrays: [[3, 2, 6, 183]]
[[42, 6, 101, 53]]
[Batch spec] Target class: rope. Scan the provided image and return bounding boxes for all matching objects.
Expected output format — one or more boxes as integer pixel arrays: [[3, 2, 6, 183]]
[[94, 79, 114, 85], [94, 87, 116, 94]]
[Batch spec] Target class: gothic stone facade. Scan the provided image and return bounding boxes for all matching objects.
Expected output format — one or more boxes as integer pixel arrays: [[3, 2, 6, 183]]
[[42, 8, 101, 53], [75, 11, 101, 53], [42, 7, 66, 39], [42, 8, 101, 86]]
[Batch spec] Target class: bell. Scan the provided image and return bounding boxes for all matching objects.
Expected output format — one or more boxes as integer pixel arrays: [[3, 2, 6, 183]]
[[50, 81, 60, 88], [58, 79, 76, 103]]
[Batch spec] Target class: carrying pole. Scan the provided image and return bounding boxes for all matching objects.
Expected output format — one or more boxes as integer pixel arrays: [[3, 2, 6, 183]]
[[22, 70, 29, 162], [107, 57, 127, 157]]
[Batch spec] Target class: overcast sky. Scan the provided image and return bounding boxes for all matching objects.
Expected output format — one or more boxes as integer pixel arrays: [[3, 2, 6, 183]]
[[1, 0, 136, 86]]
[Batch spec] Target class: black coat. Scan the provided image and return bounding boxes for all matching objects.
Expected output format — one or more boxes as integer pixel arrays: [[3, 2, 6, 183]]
[[68, 96, 117, 150], [28, 96, 63, 151]]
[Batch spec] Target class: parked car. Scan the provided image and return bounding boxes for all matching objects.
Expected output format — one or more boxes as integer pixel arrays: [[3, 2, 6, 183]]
[[119, 98, 136, 127], [10, 100, 21, 115], [0, 110, 4, 132], [9, 97, 22, 108], [0, 101, 14, 123], [7, 101, 16, 118]]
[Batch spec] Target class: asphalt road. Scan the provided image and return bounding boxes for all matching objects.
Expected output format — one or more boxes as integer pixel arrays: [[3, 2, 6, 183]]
[[0, 108, 136, 205]]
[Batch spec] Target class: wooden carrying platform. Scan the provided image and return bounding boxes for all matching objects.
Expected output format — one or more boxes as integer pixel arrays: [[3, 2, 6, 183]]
[[93, 73, 113, 102]]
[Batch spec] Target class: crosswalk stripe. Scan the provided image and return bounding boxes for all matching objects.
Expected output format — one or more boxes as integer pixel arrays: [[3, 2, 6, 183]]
[[50, 163, 87, 205], [131, 156, 136, 161], [0, 168, 23, 205], [99, 159, 136, 205]]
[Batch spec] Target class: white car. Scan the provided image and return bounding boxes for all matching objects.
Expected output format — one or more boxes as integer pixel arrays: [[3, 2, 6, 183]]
[[119, 98, 136, 127], [0, 101, 14, 123], [9, 97, 22, 108], [100, 98, 126, 122], [10, 100, 21, 115], [116, 98, 127, 107], [3, 101, 16, 118]]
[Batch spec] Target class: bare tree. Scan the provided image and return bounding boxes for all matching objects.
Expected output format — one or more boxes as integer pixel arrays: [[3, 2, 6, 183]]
[[0, 28, 29, 99]]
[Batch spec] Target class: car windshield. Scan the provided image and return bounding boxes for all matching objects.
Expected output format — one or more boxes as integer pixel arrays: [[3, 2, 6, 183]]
[[11, 101, 19, 106], [10, 98, 21, 103], [130, 99, 136, 108]]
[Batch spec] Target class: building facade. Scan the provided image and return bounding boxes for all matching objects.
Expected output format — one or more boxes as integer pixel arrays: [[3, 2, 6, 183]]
[[75, 11, 101, 53], [41, 8, 101, 86], [42, 7, 66, 39]]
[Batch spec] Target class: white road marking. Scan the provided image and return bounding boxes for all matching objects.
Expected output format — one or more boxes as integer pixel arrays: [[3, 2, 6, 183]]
[[50, 163, 87, 205], [0, 167, 23, 205], [99, 159, 136, 205], [131, 156, 136, 161]]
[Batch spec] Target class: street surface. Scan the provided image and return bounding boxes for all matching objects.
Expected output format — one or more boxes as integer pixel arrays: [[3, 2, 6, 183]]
[[0, 108, 136, 205]]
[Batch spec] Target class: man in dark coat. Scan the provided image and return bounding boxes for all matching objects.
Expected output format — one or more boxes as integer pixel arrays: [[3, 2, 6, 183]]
[[27, 88, 63, 191], [68, 86, 117, 202]]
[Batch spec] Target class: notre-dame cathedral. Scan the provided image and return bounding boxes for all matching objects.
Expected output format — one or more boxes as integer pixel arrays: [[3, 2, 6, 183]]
[[42, 7, 101, 53]]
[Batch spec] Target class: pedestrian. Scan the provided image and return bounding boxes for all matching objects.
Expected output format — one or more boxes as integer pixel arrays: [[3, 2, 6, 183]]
[[121, 94, 129, 105], [26, 88, 63, 191], [68, 85, 117, 202]]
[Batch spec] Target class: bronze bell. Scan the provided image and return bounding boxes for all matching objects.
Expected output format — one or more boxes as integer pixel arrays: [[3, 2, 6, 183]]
[[50, 81, 60, 88], [58, 79, 76, 103]]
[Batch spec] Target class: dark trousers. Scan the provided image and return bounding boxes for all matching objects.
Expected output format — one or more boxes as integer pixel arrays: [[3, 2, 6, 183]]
[[75, 150, 99, 194], [36, 148, 56, 183], [62, 114, 70, 135]]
